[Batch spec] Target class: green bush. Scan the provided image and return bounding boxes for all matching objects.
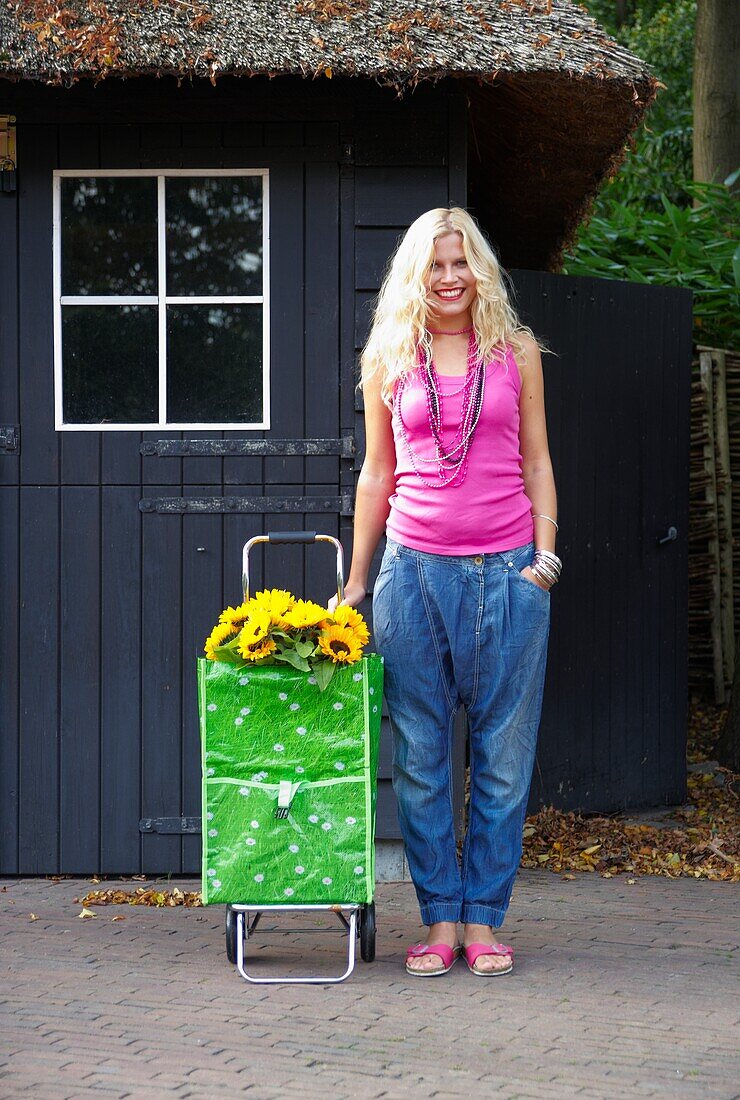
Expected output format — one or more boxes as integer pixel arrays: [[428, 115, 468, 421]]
[[567, 1, 739, 351], [563, 176, 740, 349]]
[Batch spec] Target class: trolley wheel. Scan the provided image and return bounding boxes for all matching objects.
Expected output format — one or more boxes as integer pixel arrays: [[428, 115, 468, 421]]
[[225, 905, 239, 964], [359, 901, 376, 962]]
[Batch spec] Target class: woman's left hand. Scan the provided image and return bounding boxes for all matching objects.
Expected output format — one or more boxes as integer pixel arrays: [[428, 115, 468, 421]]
[[520, 565, 550, 592]]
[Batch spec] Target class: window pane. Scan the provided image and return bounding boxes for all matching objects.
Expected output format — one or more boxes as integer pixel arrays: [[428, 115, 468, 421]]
[[166, 177, 263, 297], [62, 306, 158, 423], [61, 177, 158, 295], [167, 305, 262, 423]]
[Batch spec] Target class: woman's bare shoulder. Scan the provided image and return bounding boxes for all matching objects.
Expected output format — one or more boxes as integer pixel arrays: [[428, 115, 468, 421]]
[[509, 331, 541, 385]]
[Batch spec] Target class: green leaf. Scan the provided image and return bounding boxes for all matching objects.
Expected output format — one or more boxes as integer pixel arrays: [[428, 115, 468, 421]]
[[213, 645, 246, 667], [294, 639, 315, 658], [273, 650, 311, 672], [313, 660, 337, 692]]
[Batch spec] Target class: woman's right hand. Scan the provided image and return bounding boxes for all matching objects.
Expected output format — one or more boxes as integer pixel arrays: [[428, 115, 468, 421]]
[[328, 579, 367, 612]]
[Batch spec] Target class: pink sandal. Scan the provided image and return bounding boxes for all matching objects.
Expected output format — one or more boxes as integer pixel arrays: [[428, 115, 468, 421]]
[[463, 942, 514, 977], [405, 942, 460, 977]]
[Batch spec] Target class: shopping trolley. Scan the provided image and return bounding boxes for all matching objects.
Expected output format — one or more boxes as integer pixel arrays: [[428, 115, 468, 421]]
[[197, 531, 383, 984]]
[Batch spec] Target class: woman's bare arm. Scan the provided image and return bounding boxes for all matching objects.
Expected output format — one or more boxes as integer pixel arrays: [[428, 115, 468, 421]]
[[330, 369, 397, 610], [515, 334, 558, 576]]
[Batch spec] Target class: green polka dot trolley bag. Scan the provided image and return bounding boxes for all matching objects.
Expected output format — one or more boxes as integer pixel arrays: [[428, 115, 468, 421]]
[[197, 532, 383, 984]]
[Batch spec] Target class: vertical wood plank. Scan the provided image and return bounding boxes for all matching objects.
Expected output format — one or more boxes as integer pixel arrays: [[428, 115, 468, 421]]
[[661, 294, 691, 803], [0, 488, 19, 871], [304, 485, 341, 607], [181, 492, 222, 872], [304, 160, 340, 485], [224, 512, 263, 604], [19, 124, 59, 485], [0, 170, 19, 488], [262, 486, 306, 595], [141, 489, 182, 872], [59, 486, 100, 871], [19, 487, 59, 871], [339, 117, 356, 602], [100, 486, 143, 872], [264, 163, 305, 486]]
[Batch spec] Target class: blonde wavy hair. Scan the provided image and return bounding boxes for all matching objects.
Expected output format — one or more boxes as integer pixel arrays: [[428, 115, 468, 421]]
[[359, 207, 547, 408]]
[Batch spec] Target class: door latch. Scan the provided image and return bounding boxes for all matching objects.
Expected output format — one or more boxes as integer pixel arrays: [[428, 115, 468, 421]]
[[0, 425, 19, 454]]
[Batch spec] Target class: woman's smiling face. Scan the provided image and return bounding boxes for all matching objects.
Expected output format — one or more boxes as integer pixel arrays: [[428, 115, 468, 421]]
[[425, 231, 477, 324]]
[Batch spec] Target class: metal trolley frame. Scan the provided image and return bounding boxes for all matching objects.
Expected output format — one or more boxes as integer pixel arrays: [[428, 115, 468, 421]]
[[216, 531, 377, 985]]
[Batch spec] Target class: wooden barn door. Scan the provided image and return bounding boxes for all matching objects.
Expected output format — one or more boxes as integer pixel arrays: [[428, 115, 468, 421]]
[[511, 270, 691, 813], [0, 121, 347, 874]]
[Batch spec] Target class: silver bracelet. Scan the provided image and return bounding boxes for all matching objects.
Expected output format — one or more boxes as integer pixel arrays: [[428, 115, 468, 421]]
[[531, 548, 562, 588], [532, 514, 559, 532]]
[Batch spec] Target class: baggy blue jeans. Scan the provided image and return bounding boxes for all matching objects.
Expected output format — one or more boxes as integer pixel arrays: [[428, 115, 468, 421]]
[[372, 536, 550, 929]]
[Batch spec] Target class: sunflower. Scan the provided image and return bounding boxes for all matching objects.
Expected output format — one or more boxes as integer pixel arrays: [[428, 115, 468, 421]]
[[249, 588, 296, 629], [239, 636, 277, 662], [204, 621, 239, 660], [283, 599, 330, 632], [330, 604, 370, 646], [236, 610, 276, 661], [318, 623, 363, 664], [218, 602, 252, 632]]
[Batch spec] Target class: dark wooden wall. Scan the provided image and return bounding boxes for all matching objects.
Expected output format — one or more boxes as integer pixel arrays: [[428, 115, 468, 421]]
[[0, 76, 466, 873]]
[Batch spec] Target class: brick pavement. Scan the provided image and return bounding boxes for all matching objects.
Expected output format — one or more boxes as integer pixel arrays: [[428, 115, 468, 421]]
[[0, 871, 737, 1099]]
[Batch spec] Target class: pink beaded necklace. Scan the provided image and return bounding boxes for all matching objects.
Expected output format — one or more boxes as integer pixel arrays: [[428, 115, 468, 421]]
[[394, 330, 486, 489]]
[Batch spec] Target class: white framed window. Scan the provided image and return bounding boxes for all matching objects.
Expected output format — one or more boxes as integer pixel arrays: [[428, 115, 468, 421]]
[[53, 169, 270, 431]]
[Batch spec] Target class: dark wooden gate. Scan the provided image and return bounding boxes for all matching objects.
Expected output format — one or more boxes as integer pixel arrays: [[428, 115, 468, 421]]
[[509, 269, 691, 812]]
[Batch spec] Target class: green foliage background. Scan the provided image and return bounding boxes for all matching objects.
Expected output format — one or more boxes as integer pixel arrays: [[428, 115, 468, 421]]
[[563, 0, 739, 349]]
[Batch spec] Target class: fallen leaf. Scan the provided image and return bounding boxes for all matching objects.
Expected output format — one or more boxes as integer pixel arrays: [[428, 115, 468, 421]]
[[111, 915, 125, 922], [29, 913, 39, 921], [78, 907, 97, 919]]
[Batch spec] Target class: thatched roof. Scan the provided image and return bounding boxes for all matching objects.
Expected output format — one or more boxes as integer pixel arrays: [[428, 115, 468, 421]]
[[0, 0, 653, 87], [0, 0, 659, 269]]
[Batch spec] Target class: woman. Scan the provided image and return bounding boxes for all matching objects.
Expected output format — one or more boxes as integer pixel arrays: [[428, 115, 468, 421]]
[[331, 207, 560, 977]]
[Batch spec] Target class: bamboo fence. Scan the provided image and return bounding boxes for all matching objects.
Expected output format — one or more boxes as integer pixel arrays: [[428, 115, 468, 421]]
[[689, 347, 739, 702]]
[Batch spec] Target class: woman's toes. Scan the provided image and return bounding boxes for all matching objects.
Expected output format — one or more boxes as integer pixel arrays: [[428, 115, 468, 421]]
[[408, 951, 447, 972], [467, 945, 511, 972]]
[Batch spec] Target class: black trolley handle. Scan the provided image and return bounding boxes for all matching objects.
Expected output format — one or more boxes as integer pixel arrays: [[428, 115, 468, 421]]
[[242, 531, 345, 606]]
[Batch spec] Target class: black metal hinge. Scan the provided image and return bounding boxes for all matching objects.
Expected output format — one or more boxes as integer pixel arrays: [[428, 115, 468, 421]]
[[140, 436, 355, 458], [0, 425, 19, 454], [140, 816, 201, 835], [139, 494, 355, 515]]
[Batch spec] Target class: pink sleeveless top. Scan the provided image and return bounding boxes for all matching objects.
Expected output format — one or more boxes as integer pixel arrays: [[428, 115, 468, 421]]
[[385, 343, 534, 555]]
